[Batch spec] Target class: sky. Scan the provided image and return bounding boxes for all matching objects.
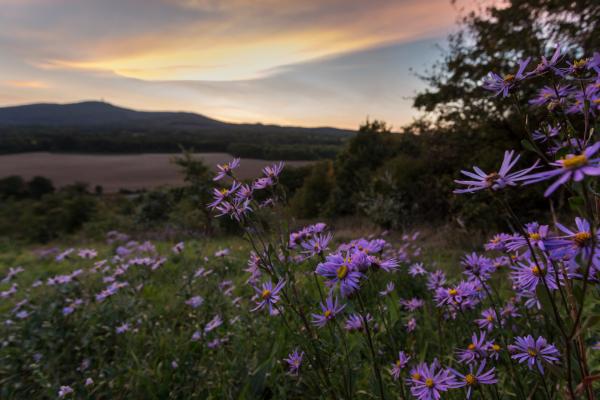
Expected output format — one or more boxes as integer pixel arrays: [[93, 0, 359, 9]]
[[0, 0, 466, 129]]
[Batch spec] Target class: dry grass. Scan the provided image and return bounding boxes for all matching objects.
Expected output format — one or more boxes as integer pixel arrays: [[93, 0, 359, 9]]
[[0, 152, 313, 192]]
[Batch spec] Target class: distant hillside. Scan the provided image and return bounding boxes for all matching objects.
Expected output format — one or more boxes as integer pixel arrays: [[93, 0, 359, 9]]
[[0, 101, 224, 129], [0, 101, 354, 160]]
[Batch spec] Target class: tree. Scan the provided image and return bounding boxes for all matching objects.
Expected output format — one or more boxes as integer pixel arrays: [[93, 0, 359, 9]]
[[27, 176, 55, 199]]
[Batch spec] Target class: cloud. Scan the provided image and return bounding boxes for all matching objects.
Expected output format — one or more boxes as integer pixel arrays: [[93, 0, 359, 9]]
[[4, 80, 50, 89]]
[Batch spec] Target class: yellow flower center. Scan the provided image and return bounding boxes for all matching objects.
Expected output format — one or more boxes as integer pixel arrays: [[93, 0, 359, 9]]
[[219, 188, 229, 195], [492, 344, 501, 352], [593, 99, 600, 104], [486, 315, 494, 322], [324, 310, 332, 319], [412, 372, 421, 380], [529, 233, 541, 241], [574, 231, 592, 246], [337, 265, 349, 279], [465, 374, 477, 386], [528, 349, 537, 357], [468, 343, 476, 351], [425, 378, 434, 388], [562, 154, 588, 169], [504, 74, 515, 82], [261, 289, 271, 299], [485, 172, 500, 185], [449, 288, 458, 296], [531, 265, 545, 277], [396, 360, 402, 367], [573, 59, 588, 69]]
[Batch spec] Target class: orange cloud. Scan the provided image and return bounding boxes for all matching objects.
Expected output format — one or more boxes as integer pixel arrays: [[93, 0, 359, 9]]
[[4, 80, 50, 89]]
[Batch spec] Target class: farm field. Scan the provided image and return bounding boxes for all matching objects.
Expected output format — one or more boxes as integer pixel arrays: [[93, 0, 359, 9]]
[[0, 152, 313, 192]]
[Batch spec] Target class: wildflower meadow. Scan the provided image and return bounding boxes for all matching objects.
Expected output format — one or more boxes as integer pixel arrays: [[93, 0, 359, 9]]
[[2, 46, 600, 399]]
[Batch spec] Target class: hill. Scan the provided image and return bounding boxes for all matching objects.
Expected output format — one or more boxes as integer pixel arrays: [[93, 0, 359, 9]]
[[0, 101, 353, 160]]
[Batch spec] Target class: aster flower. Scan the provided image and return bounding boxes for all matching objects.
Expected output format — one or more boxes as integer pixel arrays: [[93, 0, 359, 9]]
[[58, 385, 74, 398], [509, 335, 560, 373], [457, 331, 490, 364], [435, 281, 479, 310], [486, 342, 503, 360], [209, 181, 241, 209], [558, 56, 600, 77], [426, 270, 446, 290], [172, 242, 185, 254], [251, 279, 285, 315], [454, 150, 538, 194], [204, 314, 223, 332], [409, 360, 456, 400], [462, 253, 494, 282], [449, 361, 498, 399], [484, 233, 514, 252], [400, 298, 425, 312], [523, 142, 600, 196], [529, 85, 570, 107], [530, 45, 562, 75], [301, 232, 332, 258], [312, 295, 345, 328], [214, 158, 240, 181], [475, 308, 497, 332], [284, 349, 304, 376], [511, 260, 558, 292], [116, 323, 130, 334], [532, 124, 561, 143], [185, 296, 204, 309], [315, 252, 363, 297], [553, 217, 600, 259], [345, 313, 374, 332], [379, 281, 395, 296], [406, 318, 417, 332], [390, 351, 411, 381], [506, 222, 554, 252], [482, 58, 530, 97], [262, 161, 284, 179], [409, 262, 427, 276]]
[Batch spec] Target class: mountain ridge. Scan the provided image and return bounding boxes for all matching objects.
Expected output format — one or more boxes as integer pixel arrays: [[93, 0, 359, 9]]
[[0, 101, 352, 135]]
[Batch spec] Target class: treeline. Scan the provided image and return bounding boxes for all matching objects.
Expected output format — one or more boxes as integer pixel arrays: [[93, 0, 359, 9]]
[[0, 125, 348, 160]]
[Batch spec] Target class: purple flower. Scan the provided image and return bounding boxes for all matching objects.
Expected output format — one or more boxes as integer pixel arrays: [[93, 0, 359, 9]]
[[509, 335, 560, 373], [406, 317, 417, 332], [209, 181, 241, 209], [185, 296, 204, 309], [462, 253, 494, 282], [262, 161, 284, 179], [344, 313, 373, 332], [301, 232, 332, 257], [315, 252, 363, 297], [426, 270, 446, 290], [251, 279, 285, 315], [390, 351, 411, 381], [475, 308, 497, 332], [454, 150, 538, 194], [214, 158, 240, 181], [284, 349, 304, 375], [506, 222, 553, 252], [116, 323, 130, 334], [408, 360, 456, 400], [511, 260, 558, 292], [530, 45, 562, 75], [312, 295, 345, 328], [483, 58, 530, 97], [58, 385, 74, 398], [529, 85, 570, 107], [409, 262, 427, 276], [553, 217, 599, 259], [457, 332, 490, 364], [484, 233, 514, 252], [435, 281, 479, 310], [532, 124, 561, 143], [204, 314, 223, 332], [400, 297, 424, 312], [523, 142, 600, 196], [379, 281, 395, 296], [449, 361, 498, 399]]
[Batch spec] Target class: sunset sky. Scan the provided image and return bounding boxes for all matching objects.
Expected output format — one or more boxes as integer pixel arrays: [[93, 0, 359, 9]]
[[0, 0, 468, 129]]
